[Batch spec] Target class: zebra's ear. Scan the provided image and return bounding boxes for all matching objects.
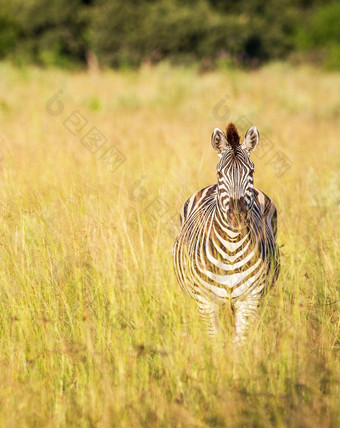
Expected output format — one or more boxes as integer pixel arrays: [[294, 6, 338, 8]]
[[241, 126, 259, 154], [211, 128, 228, 157]]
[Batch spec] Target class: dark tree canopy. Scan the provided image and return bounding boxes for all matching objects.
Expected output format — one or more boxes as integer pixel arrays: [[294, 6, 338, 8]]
[[0, 0, 338, 69]]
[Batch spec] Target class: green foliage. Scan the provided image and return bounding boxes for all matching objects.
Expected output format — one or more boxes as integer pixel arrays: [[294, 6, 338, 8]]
[[0, 0, 339, 68], [89, 0, 247, 67], [0, 0, 89, 67], [89, 0, 298, 67], [298, 2, 340, 48], [0, 1, 21, 58], [296, 2, 340, 69]]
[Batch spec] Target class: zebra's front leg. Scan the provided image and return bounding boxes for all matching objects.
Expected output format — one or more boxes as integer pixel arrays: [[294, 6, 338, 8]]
[[196, 297, 219, 340], [233, 296, 260, 346]]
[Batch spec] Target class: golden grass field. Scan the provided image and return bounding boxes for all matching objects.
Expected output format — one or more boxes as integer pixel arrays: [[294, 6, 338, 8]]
[[0, 61, 339, 427]]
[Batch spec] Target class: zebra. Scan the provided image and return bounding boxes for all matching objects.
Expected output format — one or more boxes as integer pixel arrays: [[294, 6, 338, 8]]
[[173, 123, 280, 345]]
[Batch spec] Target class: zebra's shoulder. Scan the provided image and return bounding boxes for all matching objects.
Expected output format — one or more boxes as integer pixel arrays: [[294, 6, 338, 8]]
[[253, 188, 277, 215], [180, 184, 217, 225], [253, 188, 278, 237]]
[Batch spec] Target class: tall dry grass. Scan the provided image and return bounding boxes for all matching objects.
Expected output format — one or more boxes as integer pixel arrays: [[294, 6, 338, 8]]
[[0, 61, 339, 427]]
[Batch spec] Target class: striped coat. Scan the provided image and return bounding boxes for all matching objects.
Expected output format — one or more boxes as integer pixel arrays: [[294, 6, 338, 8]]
[[173, 124, 280, 344]]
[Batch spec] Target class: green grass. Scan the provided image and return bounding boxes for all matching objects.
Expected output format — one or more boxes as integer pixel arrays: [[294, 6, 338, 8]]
[[0, 61, 339, 427]]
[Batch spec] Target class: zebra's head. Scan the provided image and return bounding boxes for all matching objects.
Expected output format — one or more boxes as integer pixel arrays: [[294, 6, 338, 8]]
[[211, 123, 259, 229]]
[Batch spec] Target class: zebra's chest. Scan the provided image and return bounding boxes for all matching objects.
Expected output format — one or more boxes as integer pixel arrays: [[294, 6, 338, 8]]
[[181, 217, 267, 298]]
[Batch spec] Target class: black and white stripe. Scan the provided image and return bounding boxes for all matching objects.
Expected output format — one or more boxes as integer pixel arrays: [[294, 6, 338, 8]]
[[173, 124, 280, 344]]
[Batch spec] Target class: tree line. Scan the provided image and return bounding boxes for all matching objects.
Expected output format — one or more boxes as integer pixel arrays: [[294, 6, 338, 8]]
[[0, 0, 339, 69]]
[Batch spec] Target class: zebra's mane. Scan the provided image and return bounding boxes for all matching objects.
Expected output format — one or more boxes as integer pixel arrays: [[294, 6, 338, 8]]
[[226, 123, 240, 151]]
